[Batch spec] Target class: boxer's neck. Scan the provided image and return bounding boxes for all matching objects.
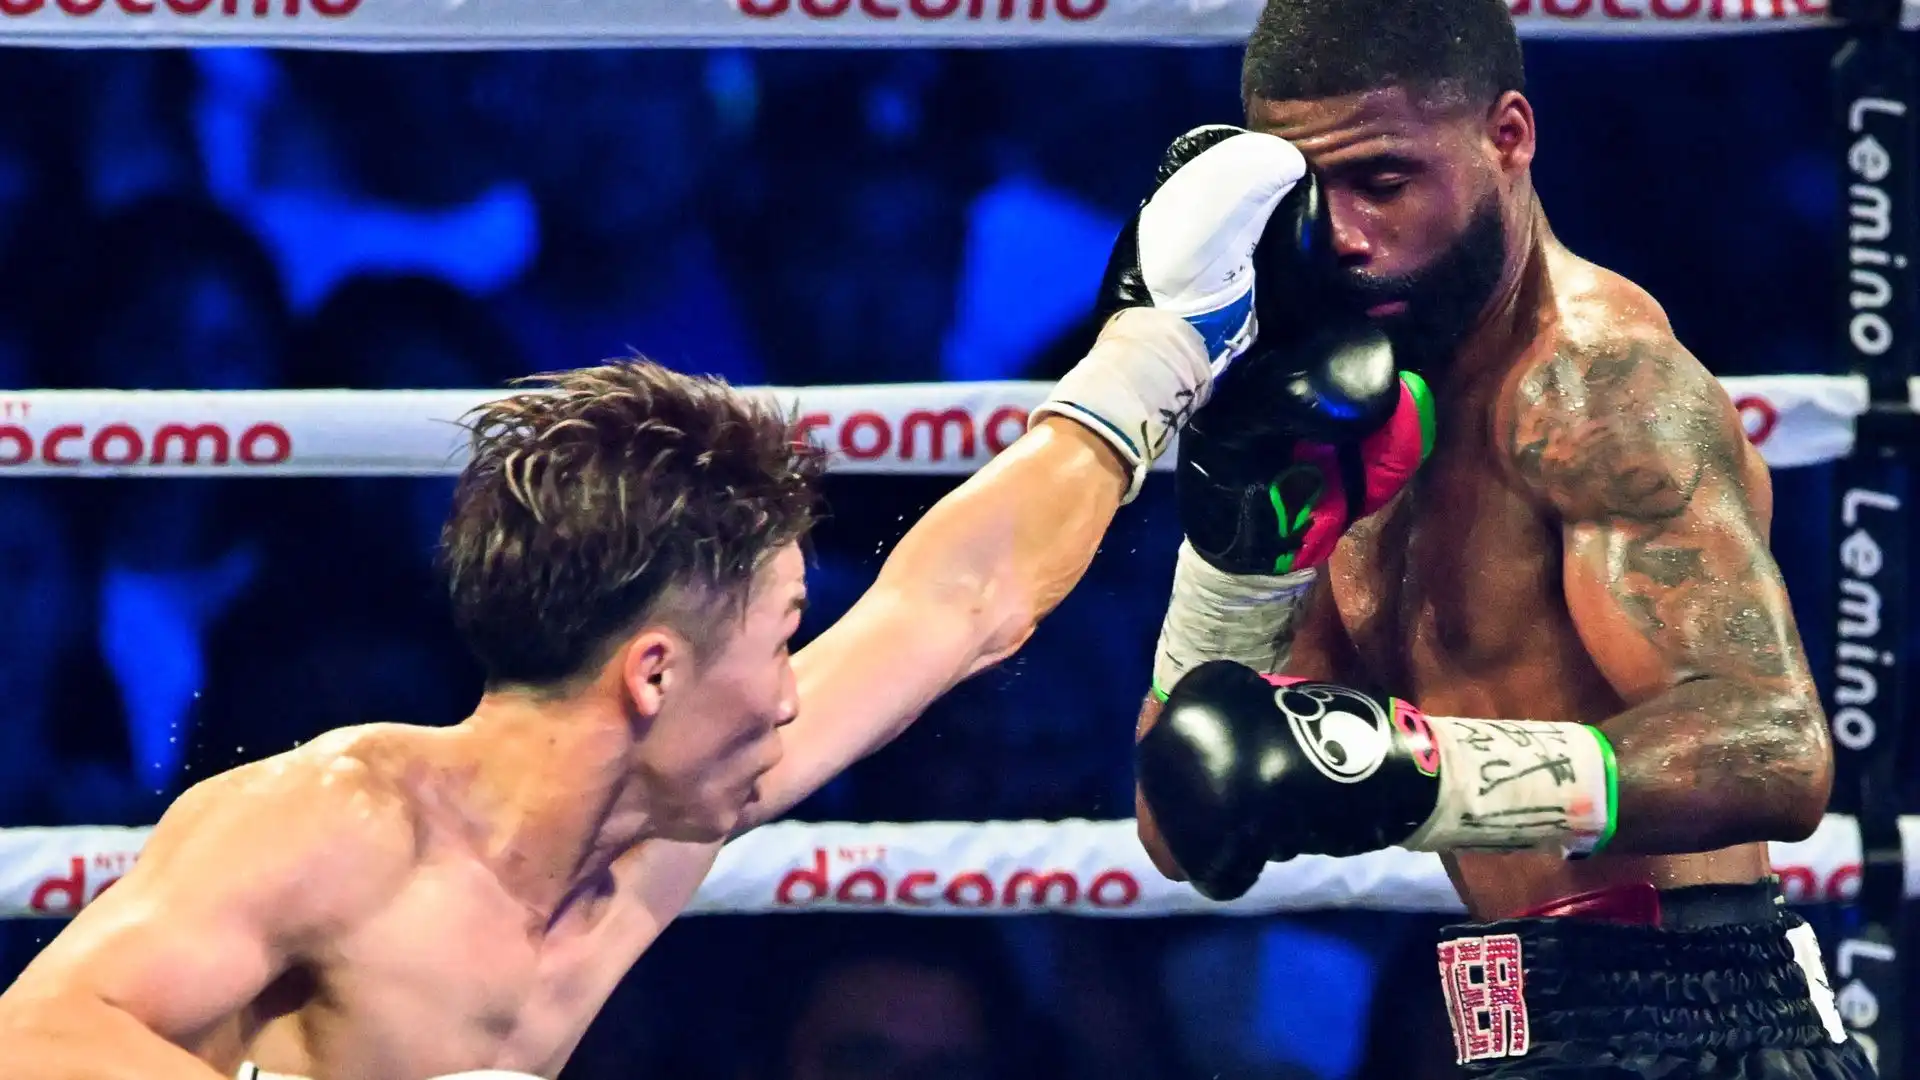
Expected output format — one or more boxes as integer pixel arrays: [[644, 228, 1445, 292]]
[[1437, 193, 1551, 393], [454, 691, 655, 917]]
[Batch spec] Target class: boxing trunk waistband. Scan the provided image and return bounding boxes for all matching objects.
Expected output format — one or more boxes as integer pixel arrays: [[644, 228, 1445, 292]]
[[1434, 880, 1852, 1073]]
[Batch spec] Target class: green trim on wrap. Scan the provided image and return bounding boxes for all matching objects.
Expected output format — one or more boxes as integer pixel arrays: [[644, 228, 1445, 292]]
[[1589, 724, 1620, 855]]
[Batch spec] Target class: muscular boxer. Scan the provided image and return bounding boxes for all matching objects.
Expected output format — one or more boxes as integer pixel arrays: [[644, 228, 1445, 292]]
[[1132, 2, 1875, 1078], [0, 129, 1338, 1080]]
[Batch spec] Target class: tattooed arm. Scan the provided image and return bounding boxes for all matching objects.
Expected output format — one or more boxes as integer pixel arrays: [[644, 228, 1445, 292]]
[[1510, 332, 1831, 851]]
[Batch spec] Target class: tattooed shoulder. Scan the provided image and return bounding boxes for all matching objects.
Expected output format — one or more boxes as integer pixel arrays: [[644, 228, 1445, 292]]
[[1506, 330, 1748, 526]]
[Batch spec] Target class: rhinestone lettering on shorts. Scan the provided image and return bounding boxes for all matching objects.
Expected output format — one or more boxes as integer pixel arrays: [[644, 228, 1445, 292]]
[[1437, 933, 1530, 1064]]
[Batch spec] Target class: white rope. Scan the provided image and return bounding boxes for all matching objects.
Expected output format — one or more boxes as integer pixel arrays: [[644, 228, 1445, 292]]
[[3, 815, 1916, 919], [0, 375, 1908, 477], [0, 0, 1910, 51]]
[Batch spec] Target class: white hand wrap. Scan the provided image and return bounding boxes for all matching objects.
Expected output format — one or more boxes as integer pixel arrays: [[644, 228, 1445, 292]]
[[1031, 307, 1212, 503], [1400, 716, 1617, 858], [1150, 538, 1316, 698]]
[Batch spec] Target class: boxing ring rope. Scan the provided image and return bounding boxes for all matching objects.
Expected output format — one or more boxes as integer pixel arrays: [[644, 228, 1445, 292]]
[[0, 0, 1909, 51], [0, 377, 1911, 476], [2, 815, 1918, 921]]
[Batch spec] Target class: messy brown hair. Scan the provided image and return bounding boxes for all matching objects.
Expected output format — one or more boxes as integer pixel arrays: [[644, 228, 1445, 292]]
[[439, 359, 827, 689]]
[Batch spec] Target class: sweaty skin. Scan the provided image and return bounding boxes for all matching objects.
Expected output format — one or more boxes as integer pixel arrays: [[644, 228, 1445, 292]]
[[0, 418, 1132, 1080], [1136, 87, 1829, 919]]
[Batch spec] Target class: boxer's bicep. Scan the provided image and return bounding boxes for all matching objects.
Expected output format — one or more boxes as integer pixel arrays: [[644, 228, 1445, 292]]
[[7, 762, 417, 1050], [1509, 335, 1829, 846], [1512, 338, 1811, 700]]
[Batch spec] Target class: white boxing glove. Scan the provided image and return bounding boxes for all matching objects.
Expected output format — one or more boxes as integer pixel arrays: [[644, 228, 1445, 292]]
[[1033, 126, 1309, 502]]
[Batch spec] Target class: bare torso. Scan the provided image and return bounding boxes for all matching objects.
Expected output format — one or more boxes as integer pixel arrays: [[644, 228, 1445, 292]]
[[200, 727, 714, 1080], [1295, 243, 1773, 920]]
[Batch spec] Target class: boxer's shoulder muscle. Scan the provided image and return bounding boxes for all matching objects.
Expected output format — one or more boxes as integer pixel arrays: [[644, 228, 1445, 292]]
[[159, 739, 423, 934], [0, 739, 424, 1071], [1500, 302, 1799, 703]]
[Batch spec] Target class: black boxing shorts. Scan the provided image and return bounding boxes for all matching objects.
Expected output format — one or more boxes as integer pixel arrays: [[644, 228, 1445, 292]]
[[1433, 881, 1876, 1079]]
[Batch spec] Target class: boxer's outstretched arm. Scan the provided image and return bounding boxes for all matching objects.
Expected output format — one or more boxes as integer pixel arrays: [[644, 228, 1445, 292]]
[[0, 758, 417, 1079], [1510, 332, 1831, 853], [744, 417, 1129, 827]]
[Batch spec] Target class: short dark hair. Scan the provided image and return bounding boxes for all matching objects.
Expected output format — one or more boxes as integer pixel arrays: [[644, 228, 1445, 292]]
[[1242, 0, 1524, 108], [439, 359, 826, 689]]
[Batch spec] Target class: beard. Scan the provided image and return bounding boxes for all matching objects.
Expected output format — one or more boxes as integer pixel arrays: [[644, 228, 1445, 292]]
[[1330, 192, 1509, 376]]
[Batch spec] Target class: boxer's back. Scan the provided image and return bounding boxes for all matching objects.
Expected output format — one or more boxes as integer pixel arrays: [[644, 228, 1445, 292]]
[[1309, 243, 1774, 919]]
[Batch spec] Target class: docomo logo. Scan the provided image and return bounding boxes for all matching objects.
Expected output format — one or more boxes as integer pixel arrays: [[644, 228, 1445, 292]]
[[1510, 0, 1823, 17], [27, 852, 137, 916], [1734, 395, 1780, 447], [776, 849, 1142, 910], [739, 0, 1105, 21], [1774, 860, 1862, 905], [0, 0, 357, 15], [0, 421, 293, 469], [795, 405, 1030, 464]]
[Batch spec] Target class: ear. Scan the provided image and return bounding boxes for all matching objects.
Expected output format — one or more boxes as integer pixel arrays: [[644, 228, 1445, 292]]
[[621, 627, 684, 723], [1486, 91, 1535, 176]]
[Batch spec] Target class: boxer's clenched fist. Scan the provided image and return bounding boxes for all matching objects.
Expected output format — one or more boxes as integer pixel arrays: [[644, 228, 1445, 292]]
[[1179, 356, 1430, 581], [1097, 125, 1310, 369], [1032, 126, 1308, 503]]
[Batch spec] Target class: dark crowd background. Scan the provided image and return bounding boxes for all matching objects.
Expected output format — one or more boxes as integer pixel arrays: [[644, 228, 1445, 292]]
[[0, 32, 1914, 1080]]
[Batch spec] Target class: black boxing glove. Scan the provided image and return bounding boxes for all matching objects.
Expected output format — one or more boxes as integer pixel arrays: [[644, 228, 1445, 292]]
[[1178, 337, 1433, 576], [1138, 662, 1618, 903]]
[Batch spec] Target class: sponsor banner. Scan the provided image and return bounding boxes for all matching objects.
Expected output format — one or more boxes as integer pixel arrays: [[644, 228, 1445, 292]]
[[0, 0, 1905, 51], [3, 814, 1917, 919], [0, 376, 1911, 478]]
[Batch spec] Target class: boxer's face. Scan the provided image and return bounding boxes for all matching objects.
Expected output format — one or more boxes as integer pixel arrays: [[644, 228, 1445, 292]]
[[627, 543, 805, 841], [1250, 84, 1536, 372]]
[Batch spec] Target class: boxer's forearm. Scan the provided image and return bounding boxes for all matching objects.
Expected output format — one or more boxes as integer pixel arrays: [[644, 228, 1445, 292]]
[[0, 995, 230, 1080], [1599, 679, 1830, 853], [749, 417, 1128, 828], [881, 414, 1129, 664]]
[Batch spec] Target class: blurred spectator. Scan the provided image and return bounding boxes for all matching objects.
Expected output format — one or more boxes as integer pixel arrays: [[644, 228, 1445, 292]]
[[293, 273, 526, 390], [40, 196, 288, 791], [0, 488, 86, 825], [193, 51, 539, 314], [61, 194, 290, 391], [291, 273, 530, 577], [78, 53, 203, 215], [739, 919, 1032, 1080], [189, 621, 475, 782], [476, 52, 766, 385]]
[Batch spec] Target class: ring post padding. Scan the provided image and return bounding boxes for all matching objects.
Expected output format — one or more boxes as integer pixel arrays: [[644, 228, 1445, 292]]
[[1826, 13, 1916, 1073]]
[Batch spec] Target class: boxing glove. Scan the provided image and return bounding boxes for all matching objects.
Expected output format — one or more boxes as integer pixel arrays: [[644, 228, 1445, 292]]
[[1179, 354, 1434, 576], [1034, 126, 1309, 502], [1093, 124, 1316, 364], [1137, 662, 1617, 902]]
